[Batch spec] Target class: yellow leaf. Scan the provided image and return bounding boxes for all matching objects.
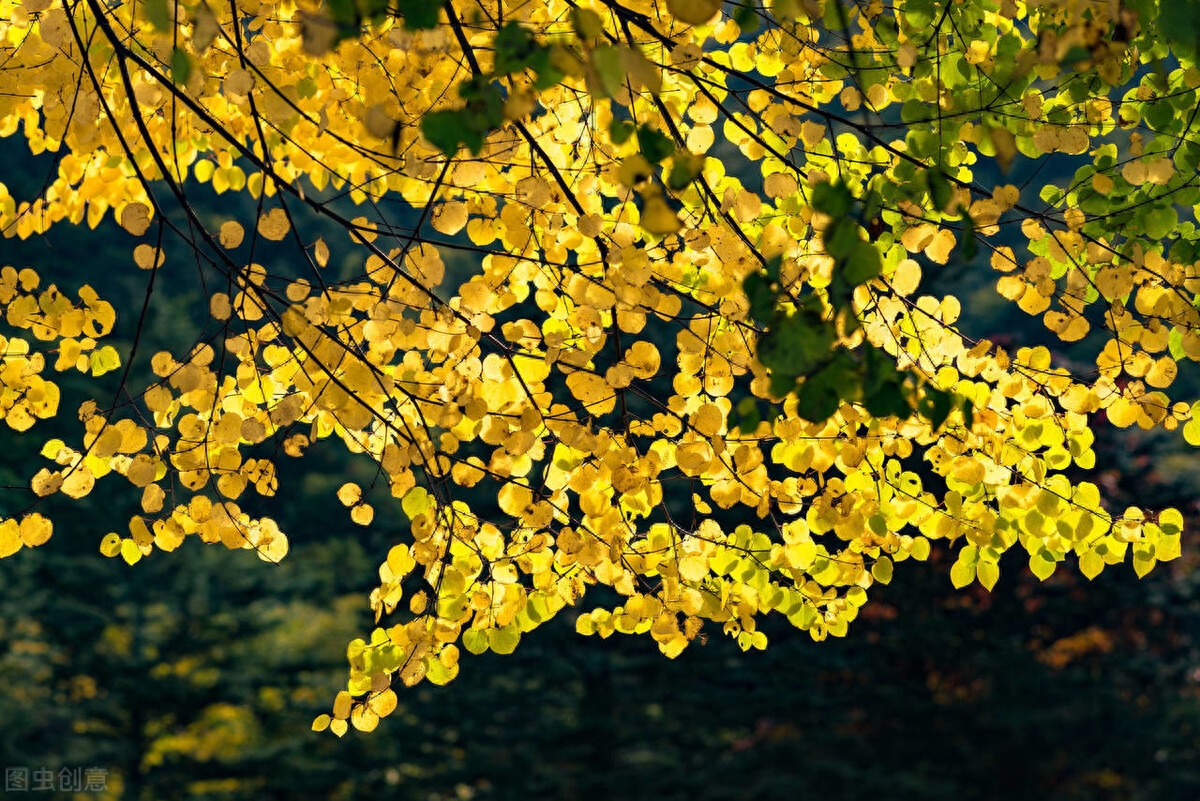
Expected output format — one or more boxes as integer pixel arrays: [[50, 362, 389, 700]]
[[99, 532, 121, 557], [1029, 551, 1056, 580], [433, 202, 468, 235], [764, 172, 798, 199], [368, 688, 398, 717], [987, 125, 1016, 172], [351, 705, 380, 732], [363, 104, 397, 141], [950, 457, 985, 485], [257, 208, 290, 241], [31, 468, 62, 496], [219, 220, 244, 249], [666, 0, 721, 25], [19, 513, 52, 547], [691, 402, 724, 437], [923, 229, 956, 264], [337, 482, 362, 507], [891, 259, 921, 296], [89, 345, 121, 376], [1133, 546, 1156, 578], [640, 193, 683, 235], [976, 560, 999, 591], [1157, 534, 1181, 562], [120, 538, 143, 565], [224, 68, 255, 96], [949, 557, 975, 588], [61, 468, 95, 499], [1078, 549, 1103, 580], [119, 202, 152, 236], [870, 556, 893, 584], [678, 555, 708, 582], [0, 520, 21, 558], [1146, 356, 1178, 389], [565, 371, 616, 415], [488, 625, 521, 655], [1106, 397, 1140, 428], [351, 503, 374, 525], [333, 691, 353, 720], [133, 243, 164, 270], [498, 482, 533, 516], [142, 483, 165, 514]]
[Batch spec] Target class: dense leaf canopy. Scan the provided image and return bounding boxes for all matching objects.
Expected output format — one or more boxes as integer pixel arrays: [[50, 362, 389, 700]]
[[0, 0, 1198, 732]]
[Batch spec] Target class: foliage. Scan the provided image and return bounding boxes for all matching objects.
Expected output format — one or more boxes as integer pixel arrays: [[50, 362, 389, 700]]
[[0, 0, 1199, 734]]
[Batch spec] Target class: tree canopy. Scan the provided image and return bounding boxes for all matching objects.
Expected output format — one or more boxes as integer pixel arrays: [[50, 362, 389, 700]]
[[0, 0, 1197, 734]]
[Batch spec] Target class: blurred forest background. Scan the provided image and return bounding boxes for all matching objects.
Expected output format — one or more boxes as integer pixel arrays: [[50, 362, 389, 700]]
[[2, 124, 1200, 801]]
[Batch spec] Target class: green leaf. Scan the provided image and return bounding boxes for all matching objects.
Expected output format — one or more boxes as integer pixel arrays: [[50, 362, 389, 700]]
[[296, 76, 318, 99], [1058, 44, 1092, 68], [488, 624, 521, 655], [592, 46, 625, 97], [457, 78, 506, 129], [396, 0, 440, 29], [822, 0, 846, 29], [957, 211, 978, 261], [795, 352, 858, 422], [570, 7, 604, 40], [421, 109, 468, 156], [1174, 139, 1200, 173], [667, 151, 704, 189], [959, 394, 975, 430], [609, 119, 636, 145], [842, 240, 882, 285], [528, 48, 565, 90], [733, 1, 759, 32], [742, 271, 776, 324], [871, 556, 893, 584], [916, 386, 953, 430], [927, 169, 953, 211], [824, 217, 860, 260], [756, 309, 836, 379], [1039, 184, 1063, 205], [811, 181, 852, 217], [462, 628, 489, 655], [763, 254, 782, 281], [421, 79, 507, 156], [906, 130, 939, 161], [637, 125, 674, 163], [145, 0, 171, 31], [768, 370, 797, 397], [493, 22, 538, 75], [357, 0, 388, 22], [861, 186, 884, 224], [863, 379, 911, 419], [170, 47, 192, 85], [1140, 205, 1178, 241], [731, 396, 761, 433], [401, 486, 434, 520], [327, 0, 359, 27]]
